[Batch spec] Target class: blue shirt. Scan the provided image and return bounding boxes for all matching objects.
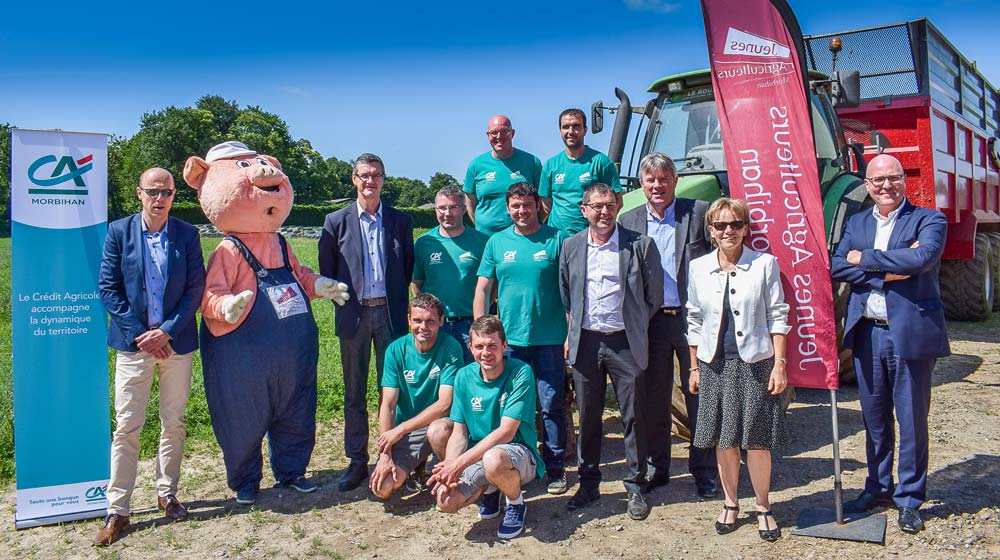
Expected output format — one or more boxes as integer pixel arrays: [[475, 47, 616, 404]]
[[358, 201, 386, 299], [140, 215, 169, 327], [647, 202, 680, 307]]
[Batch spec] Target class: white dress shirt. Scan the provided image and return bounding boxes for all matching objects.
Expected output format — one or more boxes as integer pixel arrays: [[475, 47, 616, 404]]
[[863, 201, 905, 321], [582, 226, 625, 332]]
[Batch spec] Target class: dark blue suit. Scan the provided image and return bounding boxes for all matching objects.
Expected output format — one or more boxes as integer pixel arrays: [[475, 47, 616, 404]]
[[831, 200, 949, 509], [99, 214, 206, 354], [318, 202, 414, 464]]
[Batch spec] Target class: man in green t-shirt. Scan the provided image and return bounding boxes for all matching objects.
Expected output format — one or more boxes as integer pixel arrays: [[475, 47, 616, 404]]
[[473, 183, 570, 495], [428, 316, 543, 539], [370, 294, 464, 500], [412, 185, 490, 365], [463, 115, 543, 235], [540, 108, 622, 234]]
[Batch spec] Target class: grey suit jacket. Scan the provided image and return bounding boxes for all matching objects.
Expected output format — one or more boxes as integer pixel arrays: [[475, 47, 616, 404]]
[[559, 226, 663, 370], [618, 197, 711, 310]]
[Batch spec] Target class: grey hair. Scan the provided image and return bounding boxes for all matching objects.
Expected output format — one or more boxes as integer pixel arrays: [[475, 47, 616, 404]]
[[639, 152, 677, 179], [581, 183, 615, 205], [353, 153, 385, 174], [435, 184, 465, 203]]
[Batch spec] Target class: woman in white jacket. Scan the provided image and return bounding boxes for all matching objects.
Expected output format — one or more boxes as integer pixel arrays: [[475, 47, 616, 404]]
[[686, 197, 790, 542]]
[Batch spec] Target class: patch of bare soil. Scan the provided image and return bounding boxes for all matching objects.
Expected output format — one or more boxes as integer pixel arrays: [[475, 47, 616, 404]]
[[2, 322, 998, 560]]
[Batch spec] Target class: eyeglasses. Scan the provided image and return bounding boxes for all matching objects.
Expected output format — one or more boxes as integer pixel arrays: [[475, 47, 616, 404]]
[[435, 204, 463, 212], [487, 128, 512, 138], [141, 188, 174, 198], [355, 173, 384, 182], [866, 174, 904, 186], [582, 202, 619, 212], [710, 220, 746, 231]]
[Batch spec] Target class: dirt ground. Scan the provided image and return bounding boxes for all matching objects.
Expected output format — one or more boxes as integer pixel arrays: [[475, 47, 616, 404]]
[[2, 321, 998, 560]]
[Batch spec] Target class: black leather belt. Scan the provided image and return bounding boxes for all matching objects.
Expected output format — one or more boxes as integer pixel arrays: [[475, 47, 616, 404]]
[[446, 316, 473, 322], [864, 317, 889, 327], [582, 329, 625, 337], [660, 307, 682, 316], [361, 297, 387, 307]]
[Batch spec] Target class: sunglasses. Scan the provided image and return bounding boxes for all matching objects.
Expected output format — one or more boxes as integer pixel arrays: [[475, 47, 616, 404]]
[[711, 220, 746, 231], [141, 188, 174, 198]]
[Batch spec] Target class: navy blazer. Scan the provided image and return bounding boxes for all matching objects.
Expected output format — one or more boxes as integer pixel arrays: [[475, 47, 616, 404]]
[[318, 202, 414, 339], [618, 197, 711, 310], [831, 201, 950, 360], [99, 214, 206, 354]]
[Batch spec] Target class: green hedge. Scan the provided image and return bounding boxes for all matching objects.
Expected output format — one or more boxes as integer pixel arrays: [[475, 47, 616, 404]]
[[171, 202, 439, 229]]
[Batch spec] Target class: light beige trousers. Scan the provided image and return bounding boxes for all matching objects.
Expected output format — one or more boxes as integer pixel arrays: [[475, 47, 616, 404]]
[[106, 349, 193, 515]]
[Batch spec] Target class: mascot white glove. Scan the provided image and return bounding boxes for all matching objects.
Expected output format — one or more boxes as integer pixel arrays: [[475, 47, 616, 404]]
[[315, 277, 350, 306], [221, 290, 254, 324]]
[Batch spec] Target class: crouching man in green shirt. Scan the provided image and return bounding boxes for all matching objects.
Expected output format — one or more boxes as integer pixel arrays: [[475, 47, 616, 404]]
[[428, 315, 544, 539], [370, 293, 464, 500]]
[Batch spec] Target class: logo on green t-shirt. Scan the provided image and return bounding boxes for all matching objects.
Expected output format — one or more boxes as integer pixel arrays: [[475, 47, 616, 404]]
[[532, 249, 547, 262], [502, 250, 517, 263], [471, 397, 484, 412], [429, 365, 441, 379], [485, 172, 496, 181]]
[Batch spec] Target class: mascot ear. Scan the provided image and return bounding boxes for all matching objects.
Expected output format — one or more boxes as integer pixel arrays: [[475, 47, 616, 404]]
[[183, 157, 211, 191], [261, 155, 283, 171]]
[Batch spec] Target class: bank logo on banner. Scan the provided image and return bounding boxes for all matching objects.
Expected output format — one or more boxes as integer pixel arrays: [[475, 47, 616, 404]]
[[716, 27, 794, 85], [27, 154, 94, 195]]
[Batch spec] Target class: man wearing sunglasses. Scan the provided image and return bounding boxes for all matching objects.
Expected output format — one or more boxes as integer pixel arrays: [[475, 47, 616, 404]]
[[96, 168, 206, 545], [831, 154, 949, 534], [618, 153, 718, 499]]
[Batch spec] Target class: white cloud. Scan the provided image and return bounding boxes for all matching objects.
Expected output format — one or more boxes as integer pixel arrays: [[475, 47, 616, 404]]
[[279, 85, 309, 97], [624, 0, 681, 13]]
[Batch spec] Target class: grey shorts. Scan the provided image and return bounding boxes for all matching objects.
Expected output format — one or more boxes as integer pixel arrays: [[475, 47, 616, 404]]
[[456, 443, 537, 498], [390, 428, 432, 474]]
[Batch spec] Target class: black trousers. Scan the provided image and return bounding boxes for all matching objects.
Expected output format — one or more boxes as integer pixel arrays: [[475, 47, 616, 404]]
[[572, 330, 647, 493], [645, 312, 717, 482]]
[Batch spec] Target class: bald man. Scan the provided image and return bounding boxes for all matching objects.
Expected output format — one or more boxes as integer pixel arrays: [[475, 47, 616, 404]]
[[831, 154, 949, 534], [96, 168, 206, 545], [464, 115, 543, 235]]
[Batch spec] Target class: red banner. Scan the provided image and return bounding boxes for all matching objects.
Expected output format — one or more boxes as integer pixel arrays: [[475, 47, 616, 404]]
[[701, 0, 839, 389]]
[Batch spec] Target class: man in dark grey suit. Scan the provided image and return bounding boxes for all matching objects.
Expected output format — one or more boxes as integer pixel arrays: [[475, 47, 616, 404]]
[[319, 153, 415, 491], [618, 153, 717, 498], [559, 183, 663, 520]]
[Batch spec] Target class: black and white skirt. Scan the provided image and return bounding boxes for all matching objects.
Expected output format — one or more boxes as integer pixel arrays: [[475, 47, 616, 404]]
[[692, 356, 788, 451]]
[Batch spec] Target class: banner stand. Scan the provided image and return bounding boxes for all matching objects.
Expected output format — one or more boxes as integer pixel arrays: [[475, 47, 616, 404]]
[[792, 390, 887, 543]]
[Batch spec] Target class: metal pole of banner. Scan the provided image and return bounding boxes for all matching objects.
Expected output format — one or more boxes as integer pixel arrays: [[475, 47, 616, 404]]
[[793, 389, 886, 543]]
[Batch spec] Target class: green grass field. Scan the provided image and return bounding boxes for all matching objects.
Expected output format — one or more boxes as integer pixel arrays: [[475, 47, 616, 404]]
[[0, 234, 430, 485]]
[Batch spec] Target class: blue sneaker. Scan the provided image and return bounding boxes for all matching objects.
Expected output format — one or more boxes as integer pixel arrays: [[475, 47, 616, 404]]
[[478, 490, 501, 520], [235, 487, 258, 505], [287, 476, 318, 493], [497, 502, 526, 539]]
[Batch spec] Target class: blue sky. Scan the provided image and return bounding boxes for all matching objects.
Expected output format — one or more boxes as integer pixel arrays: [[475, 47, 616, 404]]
[[2, 0, 997, 185]]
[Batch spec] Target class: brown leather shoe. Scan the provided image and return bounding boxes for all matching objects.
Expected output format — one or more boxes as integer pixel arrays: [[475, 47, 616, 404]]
[[94, 514, 129, 546], [157, 494, 188, 521]]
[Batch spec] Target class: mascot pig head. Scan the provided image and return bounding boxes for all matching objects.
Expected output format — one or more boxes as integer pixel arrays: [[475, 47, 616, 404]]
[[182, 141, 293, 234]]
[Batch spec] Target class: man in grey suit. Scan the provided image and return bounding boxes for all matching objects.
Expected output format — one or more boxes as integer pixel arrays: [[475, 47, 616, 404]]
[[618, 153, 717, 498], [319, 153, 415, 491], [559, 183, 663, 520]]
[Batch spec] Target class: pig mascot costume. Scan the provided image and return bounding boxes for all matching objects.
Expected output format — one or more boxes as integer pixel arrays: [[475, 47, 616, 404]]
[[184, 141, 348, 504]]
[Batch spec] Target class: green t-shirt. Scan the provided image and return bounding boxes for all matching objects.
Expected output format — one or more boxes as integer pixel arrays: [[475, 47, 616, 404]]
[[381, 333, 463, 425], [539, 146, 622, 234], [463, 148, 543, 235], [477, 224, 569, 346], [449, 358, 545, 479], [413, 227, 490, 319]]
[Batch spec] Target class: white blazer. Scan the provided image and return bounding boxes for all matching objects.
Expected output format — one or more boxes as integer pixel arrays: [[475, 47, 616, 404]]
[[686, 247, 790, 364]]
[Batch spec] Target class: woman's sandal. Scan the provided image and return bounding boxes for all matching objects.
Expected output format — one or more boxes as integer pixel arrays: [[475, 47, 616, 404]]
[[756, 510, 781, 541], [715, 504, 740, 535]]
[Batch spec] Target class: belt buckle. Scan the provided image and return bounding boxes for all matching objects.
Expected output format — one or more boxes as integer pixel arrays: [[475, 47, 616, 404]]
[[661, 307, 681, 316], [873, 318, 889, 326]]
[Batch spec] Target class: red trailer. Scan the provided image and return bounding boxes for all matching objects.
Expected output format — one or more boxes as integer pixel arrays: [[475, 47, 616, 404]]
[[805, 19, 1000, 320]]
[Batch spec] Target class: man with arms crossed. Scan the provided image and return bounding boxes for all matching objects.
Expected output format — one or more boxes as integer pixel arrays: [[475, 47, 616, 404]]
[[464, 115, 543, 235], [539, 108, 622, 233], [473, 183, 570, 494], [370, 293, 464, 499], [96, 168, 206, 545], [412, 185, 490, 365], [831, 154, 949, 534], [619, 153, 718, 498], [429, 315, 544, 539], [560, 183, 663, 520]]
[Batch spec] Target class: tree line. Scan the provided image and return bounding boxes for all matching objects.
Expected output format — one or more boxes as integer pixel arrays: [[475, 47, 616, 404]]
[[0, 96, 458, 233]]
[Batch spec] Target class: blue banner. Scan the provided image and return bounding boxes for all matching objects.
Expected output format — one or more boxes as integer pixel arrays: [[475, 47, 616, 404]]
[[11, 129, 110, 529]]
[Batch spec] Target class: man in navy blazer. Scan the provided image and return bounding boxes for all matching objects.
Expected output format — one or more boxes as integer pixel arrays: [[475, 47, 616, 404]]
[[618, 153, 717, 498], [96, 168, 206, 545], [831, 154, 949, 534], [319, 153, 415, 491]]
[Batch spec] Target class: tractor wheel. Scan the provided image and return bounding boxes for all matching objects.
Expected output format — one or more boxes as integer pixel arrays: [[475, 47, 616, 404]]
[[985, 233, 1000, 312], [940, 234, 994, 321], [833, 281, 856, 383]]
